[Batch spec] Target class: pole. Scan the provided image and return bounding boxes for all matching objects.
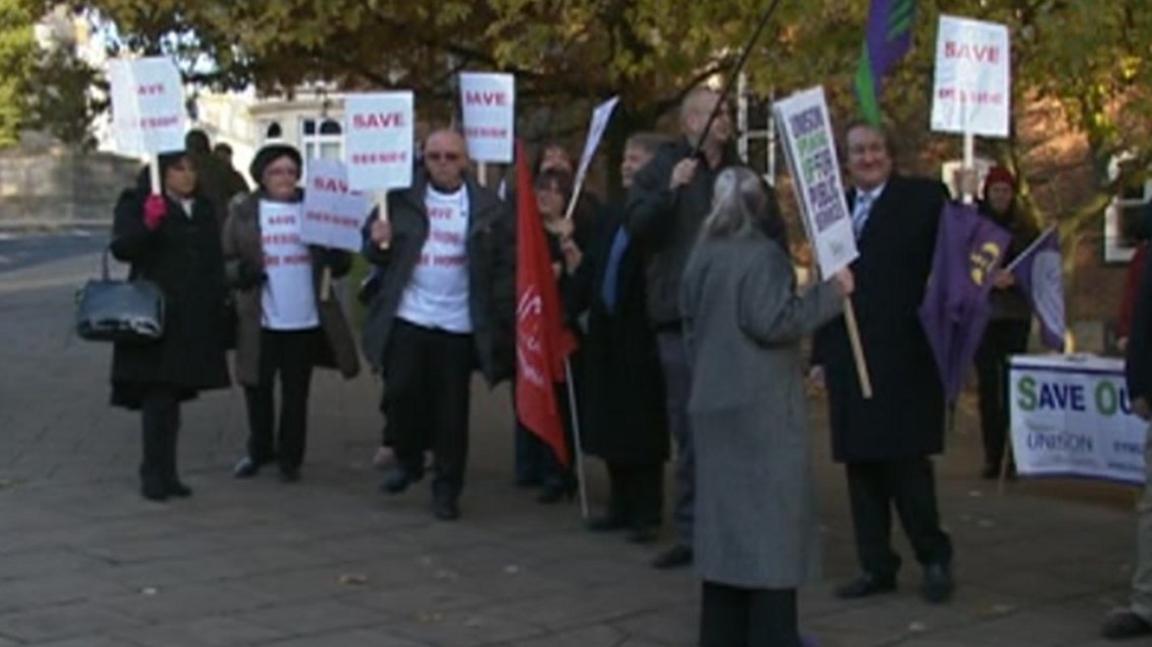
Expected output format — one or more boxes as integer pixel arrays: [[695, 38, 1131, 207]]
[[843, 298, 874, 399], [148, 155, 161, 195], [690, 0, 784, 159], [962, 131, 976, 204], [564, 358, 590, 520]]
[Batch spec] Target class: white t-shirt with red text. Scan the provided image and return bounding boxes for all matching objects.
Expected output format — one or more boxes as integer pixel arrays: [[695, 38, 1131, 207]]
[[396, 185, 473, 333], [259, 200, 319, 330]]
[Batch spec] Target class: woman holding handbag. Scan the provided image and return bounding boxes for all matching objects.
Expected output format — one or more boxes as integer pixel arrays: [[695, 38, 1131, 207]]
[[223, 144, 360, 483], [109, 151, 232, 502]]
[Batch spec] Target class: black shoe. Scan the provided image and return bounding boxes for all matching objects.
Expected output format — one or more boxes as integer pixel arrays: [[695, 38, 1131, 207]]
[[835, 573, 897, 599], [627, 525, 659, 545], [232, 456, 264, 479], [140, 481, 168, 502], [380, 466, 423, 494], [279, 467, 301, 483], [586, 515, 627, 533], [651, 544, 693, 569], [921, 563, 954, 604], [537, 480, 576, 504], [166, 481, 193, 498], [1102, 610, 1152, 639], [432, 496, 460, 521]]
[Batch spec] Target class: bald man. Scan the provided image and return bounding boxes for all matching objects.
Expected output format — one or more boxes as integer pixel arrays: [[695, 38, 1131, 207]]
[[361, 129, 516, 521], [625, 87, 744, 569]]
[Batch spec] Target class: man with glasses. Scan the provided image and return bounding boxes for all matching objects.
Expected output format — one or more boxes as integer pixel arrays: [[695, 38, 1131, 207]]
[[625, 87, 740, 569], [361, 129, 516, 521]]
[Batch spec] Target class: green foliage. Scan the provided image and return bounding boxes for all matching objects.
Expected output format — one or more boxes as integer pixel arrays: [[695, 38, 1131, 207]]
[[0, 0, 39, 148]]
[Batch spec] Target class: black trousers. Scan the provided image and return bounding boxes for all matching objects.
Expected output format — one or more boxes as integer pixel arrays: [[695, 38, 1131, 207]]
[[846, 458, 953, 578], [382, 320, 474, 499], [140, 385, 182, 488], [699, 581, 800, 647], [975, 319, 1030, 470], [605, 461, 663, 527], [244, 329, 318, 472]]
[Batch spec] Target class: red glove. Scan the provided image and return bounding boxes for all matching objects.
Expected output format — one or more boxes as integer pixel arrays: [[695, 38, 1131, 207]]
[[143, 194, 168, 231]]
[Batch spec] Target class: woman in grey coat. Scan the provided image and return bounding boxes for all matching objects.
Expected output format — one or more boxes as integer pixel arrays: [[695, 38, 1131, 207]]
[[681, 167, 853, 647]]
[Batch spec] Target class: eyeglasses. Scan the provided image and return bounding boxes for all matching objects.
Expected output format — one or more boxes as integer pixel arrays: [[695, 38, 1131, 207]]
[[426, 152, 462, 162]]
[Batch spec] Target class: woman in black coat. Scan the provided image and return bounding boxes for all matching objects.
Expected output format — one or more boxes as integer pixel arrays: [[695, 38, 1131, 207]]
[[109, 151, 231, 501]]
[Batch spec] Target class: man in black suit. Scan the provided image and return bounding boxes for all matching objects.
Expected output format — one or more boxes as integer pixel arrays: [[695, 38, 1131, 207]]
[[812, 121, 955, 604]]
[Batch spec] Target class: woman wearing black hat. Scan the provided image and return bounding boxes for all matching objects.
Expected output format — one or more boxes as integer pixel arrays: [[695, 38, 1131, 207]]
[[222, 144, 360, 483], [109, 151, 232, 501]]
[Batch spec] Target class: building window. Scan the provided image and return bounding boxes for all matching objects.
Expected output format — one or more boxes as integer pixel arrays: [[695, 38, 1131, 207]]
[[301, 117, 344, 179]]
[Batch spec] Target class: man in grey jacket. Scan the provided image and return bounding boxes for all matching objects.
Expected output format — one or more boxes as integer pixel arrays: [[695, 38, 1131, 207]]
[[362, 129, 516, 521], [625, 87, 740, 568]]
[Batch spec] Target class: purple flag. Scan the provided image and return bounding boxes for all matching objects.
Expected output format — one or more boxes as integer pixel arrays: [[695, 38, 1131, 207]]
[[918, 203, 1012, 402], [854, 0, 917, 124], [1010, 226, 1066, 351]]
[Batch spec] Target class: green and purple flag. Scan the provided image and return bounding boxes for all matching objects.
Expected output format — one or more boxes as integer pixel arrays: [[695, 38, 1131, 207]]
[[854, 0, 917, 125], [918, 203, 1012, 402]]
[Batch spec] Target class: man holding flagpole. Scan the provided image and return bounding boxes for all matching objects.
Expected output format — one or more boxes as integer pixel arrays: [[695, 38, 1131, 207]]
[[361, 129, 516, 521], [625, 86, 740, 570]]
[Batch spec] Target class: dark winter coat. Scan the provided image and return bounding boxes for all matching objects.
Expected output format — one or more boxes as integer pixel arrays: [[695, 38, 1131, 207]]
[[565, 207, 669, 464], [220, 191, 361, 387], [623, 138, 740, 328], [360, 173, 516, 385], [109, 189, 231, 409], [812, 175, 949, 462]]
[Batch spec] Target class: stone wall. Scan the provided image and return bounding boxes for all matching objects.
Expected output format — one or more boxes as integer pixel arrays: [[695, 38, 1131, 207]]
[[0, 150, 140, 228]]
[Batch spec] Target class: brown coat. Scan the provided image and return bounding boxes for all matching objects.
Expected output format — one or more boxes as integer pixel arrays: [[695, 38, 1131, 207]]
[[221, 191, 360, 386]]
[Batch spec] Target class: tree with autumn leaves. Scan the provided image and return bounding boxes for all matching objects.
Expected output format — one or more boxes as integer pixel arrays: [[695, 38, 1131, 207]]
[[59, 0, 1152, 229]]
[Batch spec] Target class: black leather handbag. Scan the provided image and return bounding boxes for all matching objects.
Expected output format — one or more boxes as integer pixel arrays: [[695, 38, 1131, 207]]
[[75, 248, 165, 343]]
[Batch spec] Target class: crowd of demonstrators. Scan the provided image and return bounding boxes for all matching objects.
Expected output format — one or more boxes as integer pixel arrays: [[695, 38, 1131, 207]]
[[811, 121, 955, 604], [624, 86, 741, 570], [108, 151, 232, 501], [682, 166, 853, 647], [223, 144, 360, 484], [973, 166, 1038, 480], [560, 132, 671, 543], [361, 129, 516, 521]]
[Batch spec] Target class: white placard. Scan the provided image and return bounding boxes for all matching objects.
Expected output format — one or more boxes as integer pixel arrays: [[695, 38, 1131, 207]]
[[109, 57, 186, 155], [460, 73, 515, 163], [931, 15, 1011, 138], [344, 92, 414, 192], [1010, 354, 1146, 486], [300, 159, 372, 252], [573, 96, 620, 190], [774, 87, 859, 278]]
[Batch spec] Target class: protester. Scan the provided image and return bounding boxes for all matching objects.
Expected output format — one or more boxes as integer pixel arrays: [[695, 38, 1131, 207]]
[[362, 129, 515, 521], [625, 86, 739, 569], [1116, 203, 1152, 353], [811, 121, 955, 603], [974, 166, 1038, 479], [109, 151, 232, 501], [562, 133, 670, 541], [223, 143, 360, 483], [212, 142, 251, 198], [1103, 206, 1152, 640], [186, 130, 248, 216], [515, 169, 581, 504], [682, 166, 853, 647]]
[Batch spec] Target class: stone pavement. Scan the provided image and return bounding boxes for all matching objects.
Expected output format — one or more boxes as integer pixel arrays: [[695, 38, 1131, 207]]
[[0, 242, 1144, 646]]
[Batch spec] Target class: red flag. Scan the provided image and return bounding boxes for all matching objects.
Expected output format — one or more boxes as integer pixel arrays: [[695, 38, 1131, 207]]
[[515, 139, 577, 467]]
